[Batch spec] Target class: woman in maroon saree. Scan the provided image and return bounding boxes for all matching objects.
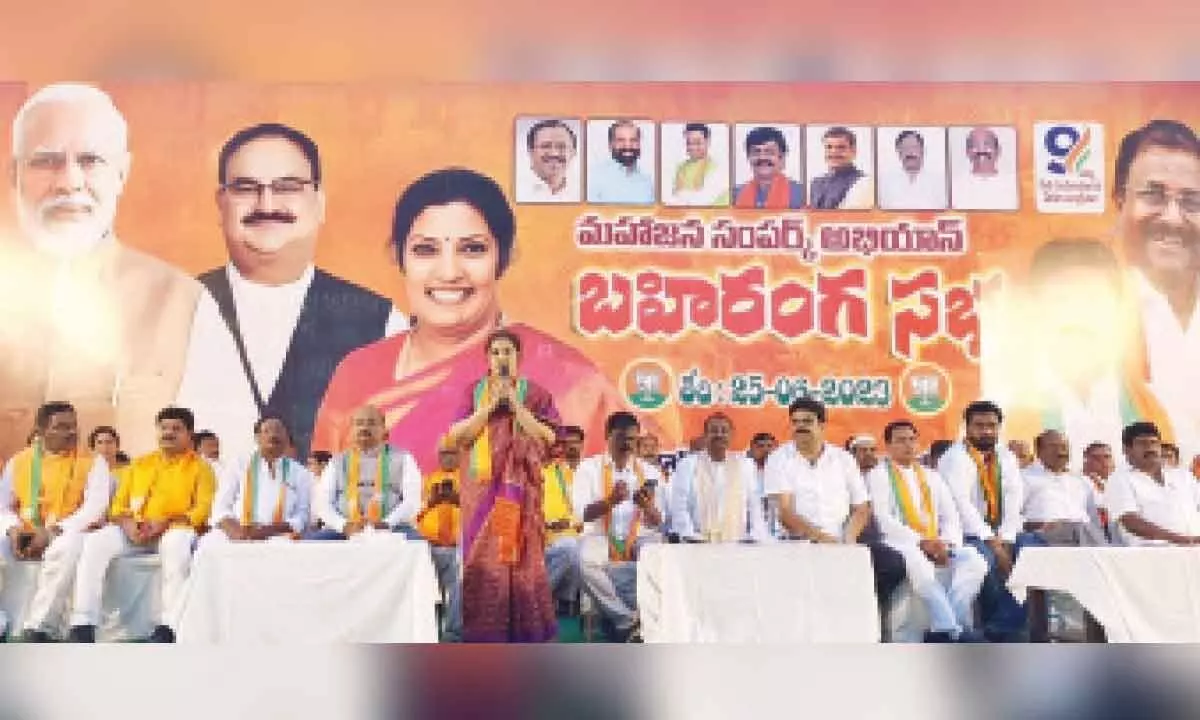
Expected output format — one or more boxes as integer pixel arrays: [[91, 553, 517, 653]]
[[448, 328, 559, 642]]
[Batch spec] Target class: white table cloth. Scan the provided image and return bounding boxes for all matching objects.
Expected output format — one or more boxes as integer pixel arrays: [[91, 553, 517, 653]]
[[637, 543, 881, 643], [1008, 546, 1200, 643], [174, 534, 441, 643]]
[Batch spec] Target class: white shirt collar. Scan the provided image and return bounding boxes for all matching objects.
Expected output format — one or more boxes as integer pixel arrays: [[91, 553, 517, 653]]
[[227, 261, 315, 299]]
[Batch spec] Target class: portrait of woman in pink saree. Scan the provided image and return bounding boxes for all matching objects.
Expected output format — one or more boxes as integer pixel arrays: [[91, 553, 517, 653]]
[[310, 167, 636, 473]]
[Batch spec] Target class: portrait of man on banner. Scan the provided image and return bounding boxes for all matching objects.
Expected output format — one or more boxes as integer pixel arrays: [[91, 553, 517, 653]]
[[949, 125, 1019, 211], [807, 124, 874, 210], [731, 124, 804, 210], [661, 121, 730, 208], [514, 117, 582, 204], [876, 126, 949, 211]]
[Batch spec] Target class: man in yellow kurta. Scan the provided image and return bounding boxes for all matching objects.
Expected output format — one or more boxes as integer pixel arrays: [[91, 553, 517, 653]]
[[414, 439, 463, 642], [0, 83, 216, 460], [543, 425, 584, 614], [67, 406, 215, 643], [0, 402, 111, 642]]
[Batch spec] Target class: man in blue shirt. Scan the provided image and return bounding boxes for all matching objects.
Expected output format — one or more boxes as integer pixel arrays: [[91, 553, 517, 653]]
[[588, 120, 655, 205]]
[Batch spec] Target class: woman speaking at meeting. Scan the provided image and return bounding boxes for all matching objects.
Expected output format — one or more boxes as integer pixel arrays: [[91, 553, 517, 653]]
[[446, 328, 560, 642]]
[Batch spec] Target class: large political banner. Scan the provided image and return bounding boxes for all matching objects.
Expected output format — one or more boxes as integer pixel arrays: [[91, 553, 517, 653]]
[[0, 81, 1196, 469]]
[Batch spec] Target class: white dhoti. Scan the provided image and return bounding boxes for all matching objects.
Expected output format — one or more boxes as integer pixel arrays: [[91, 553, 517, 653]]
[[70, 524, 196, 631], [0, 530, 88, 635], [894, 542, 987, 634]]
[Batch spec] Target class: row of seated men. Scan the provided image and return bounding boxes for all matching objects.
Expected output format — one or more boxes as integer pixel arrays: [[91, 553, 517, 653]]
[[3, 395, 1196, 644]]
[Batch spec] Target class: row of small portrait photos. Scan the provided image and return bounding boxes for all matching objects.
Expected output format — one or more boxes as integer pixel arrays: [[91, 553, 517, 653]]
[[514, 118, 1020, 211]]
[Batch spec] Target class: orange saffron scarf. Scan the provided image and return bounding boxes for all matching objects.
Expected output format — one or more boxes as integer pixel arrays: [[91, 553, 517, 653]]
[[602, 460, 645, 560], [885, 460, 938, 540], [242, 453, 288, 527], [966, 445, 1002, 529], [734, 173, 791, 209]]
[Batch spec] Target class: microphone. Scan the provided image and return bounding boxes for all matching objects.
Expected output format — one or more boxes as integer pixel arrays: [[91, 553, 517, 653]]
[[496, 363, 511, 409]]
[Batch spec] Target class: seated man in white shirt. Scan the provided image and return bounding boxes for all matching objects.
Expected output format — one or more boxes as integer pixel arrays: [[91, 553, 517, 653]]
[[1021, 430, 1107, 546], [671, 413, 769, 543], [572, 411, 664, 642], [867, 420, 987, 642], [764, 398, 906, 610], [197, 415, 312, 554], [1105, 421, 1200, 545]]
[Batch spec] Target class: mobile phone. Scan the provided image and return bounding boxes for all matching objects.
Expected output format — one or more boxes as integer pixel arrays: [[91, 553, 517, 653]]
[[16, 532, 33, 554]]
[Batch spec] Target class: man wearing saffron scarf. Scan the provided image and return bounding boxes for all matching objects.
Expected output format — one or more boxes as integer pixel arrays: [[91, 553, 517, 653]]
[[809, 126, 873, 210], [572, 412, 664, 642], [731, 126, 804, 210], [311, 404, 423, 540], [0, 402, 111, 642], [764, 398, 906, 613], [1105, 421, 1200, 546], [671, 413, 768, 543], [542, 425, 584, 614], [415, 438, 464, 641], [867, 420, 986, 643], [667, 123, 730, 207], [937, 400, 1030, 642], [68, 406, 216, 643], [199, 415, 312, 552]]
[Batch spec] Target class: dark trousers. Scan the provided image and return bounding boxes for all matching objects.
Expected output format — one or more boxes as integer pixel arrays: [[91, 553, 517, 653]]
[[863, 540, 906, 605], [965, 533, 1041, 638]]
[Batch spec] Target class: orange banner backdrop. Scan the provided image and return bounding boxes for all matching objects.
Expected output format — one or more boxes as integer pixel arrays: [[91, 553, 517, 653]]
[[0, 81, 1197, 464]]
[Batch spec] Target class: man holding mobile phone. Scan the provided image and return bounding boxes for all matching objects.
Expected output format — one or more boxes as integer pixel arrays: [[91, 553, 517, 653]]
[[0, 402, 111, 642]]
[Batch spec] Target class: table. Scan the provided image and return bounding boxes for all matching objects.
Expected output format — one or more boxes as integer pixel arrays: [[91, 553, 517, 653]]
[[1008, 546, 1200, 643], [174, 535, 441, 643], [636, 543, 881, 643]]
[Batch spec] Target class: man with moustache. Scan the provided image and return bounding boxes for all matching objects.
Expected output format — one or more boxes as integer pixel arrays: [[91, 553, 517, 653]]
[[1116, 121, 1200, 457], [764, 398, 906, 613], [1105, 421, 1200, 545], [177, 122, 405, 462], [667, 123, 729, 207], [68, 406, 216, 643], [810, 126, 873, 210], [519, 118, 580, 203], [732, 126, 804, 209], [542, 425, 585, 614], [879, 130, 948, 210], [937, 400, 1030, 641], [587, 119, 655, 205], [198, 415, 312, 550], [1021, 430, 1107, 547], [0, 83, 213, 459], [671, 413, 768, 543], [952, 126, 1017, 210], [0, 402, 111, 642], [572, 412, 664, 642]]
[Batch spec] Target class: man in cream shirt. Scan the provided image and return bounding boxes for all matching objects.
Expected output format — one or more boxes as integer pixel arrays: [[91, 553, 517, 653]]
[[1106, 421, 1200, 545], [177, 122, 405, 463], [518, 118, 581, 203], [0, 82, 214, 459], [671, 413, 768, 543], [867, 420, 986, 642], [951, 127, 1018, 210], [878, 130, 948, 211], [572, 411, 664, 642], [196, 415, 313, 554]]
